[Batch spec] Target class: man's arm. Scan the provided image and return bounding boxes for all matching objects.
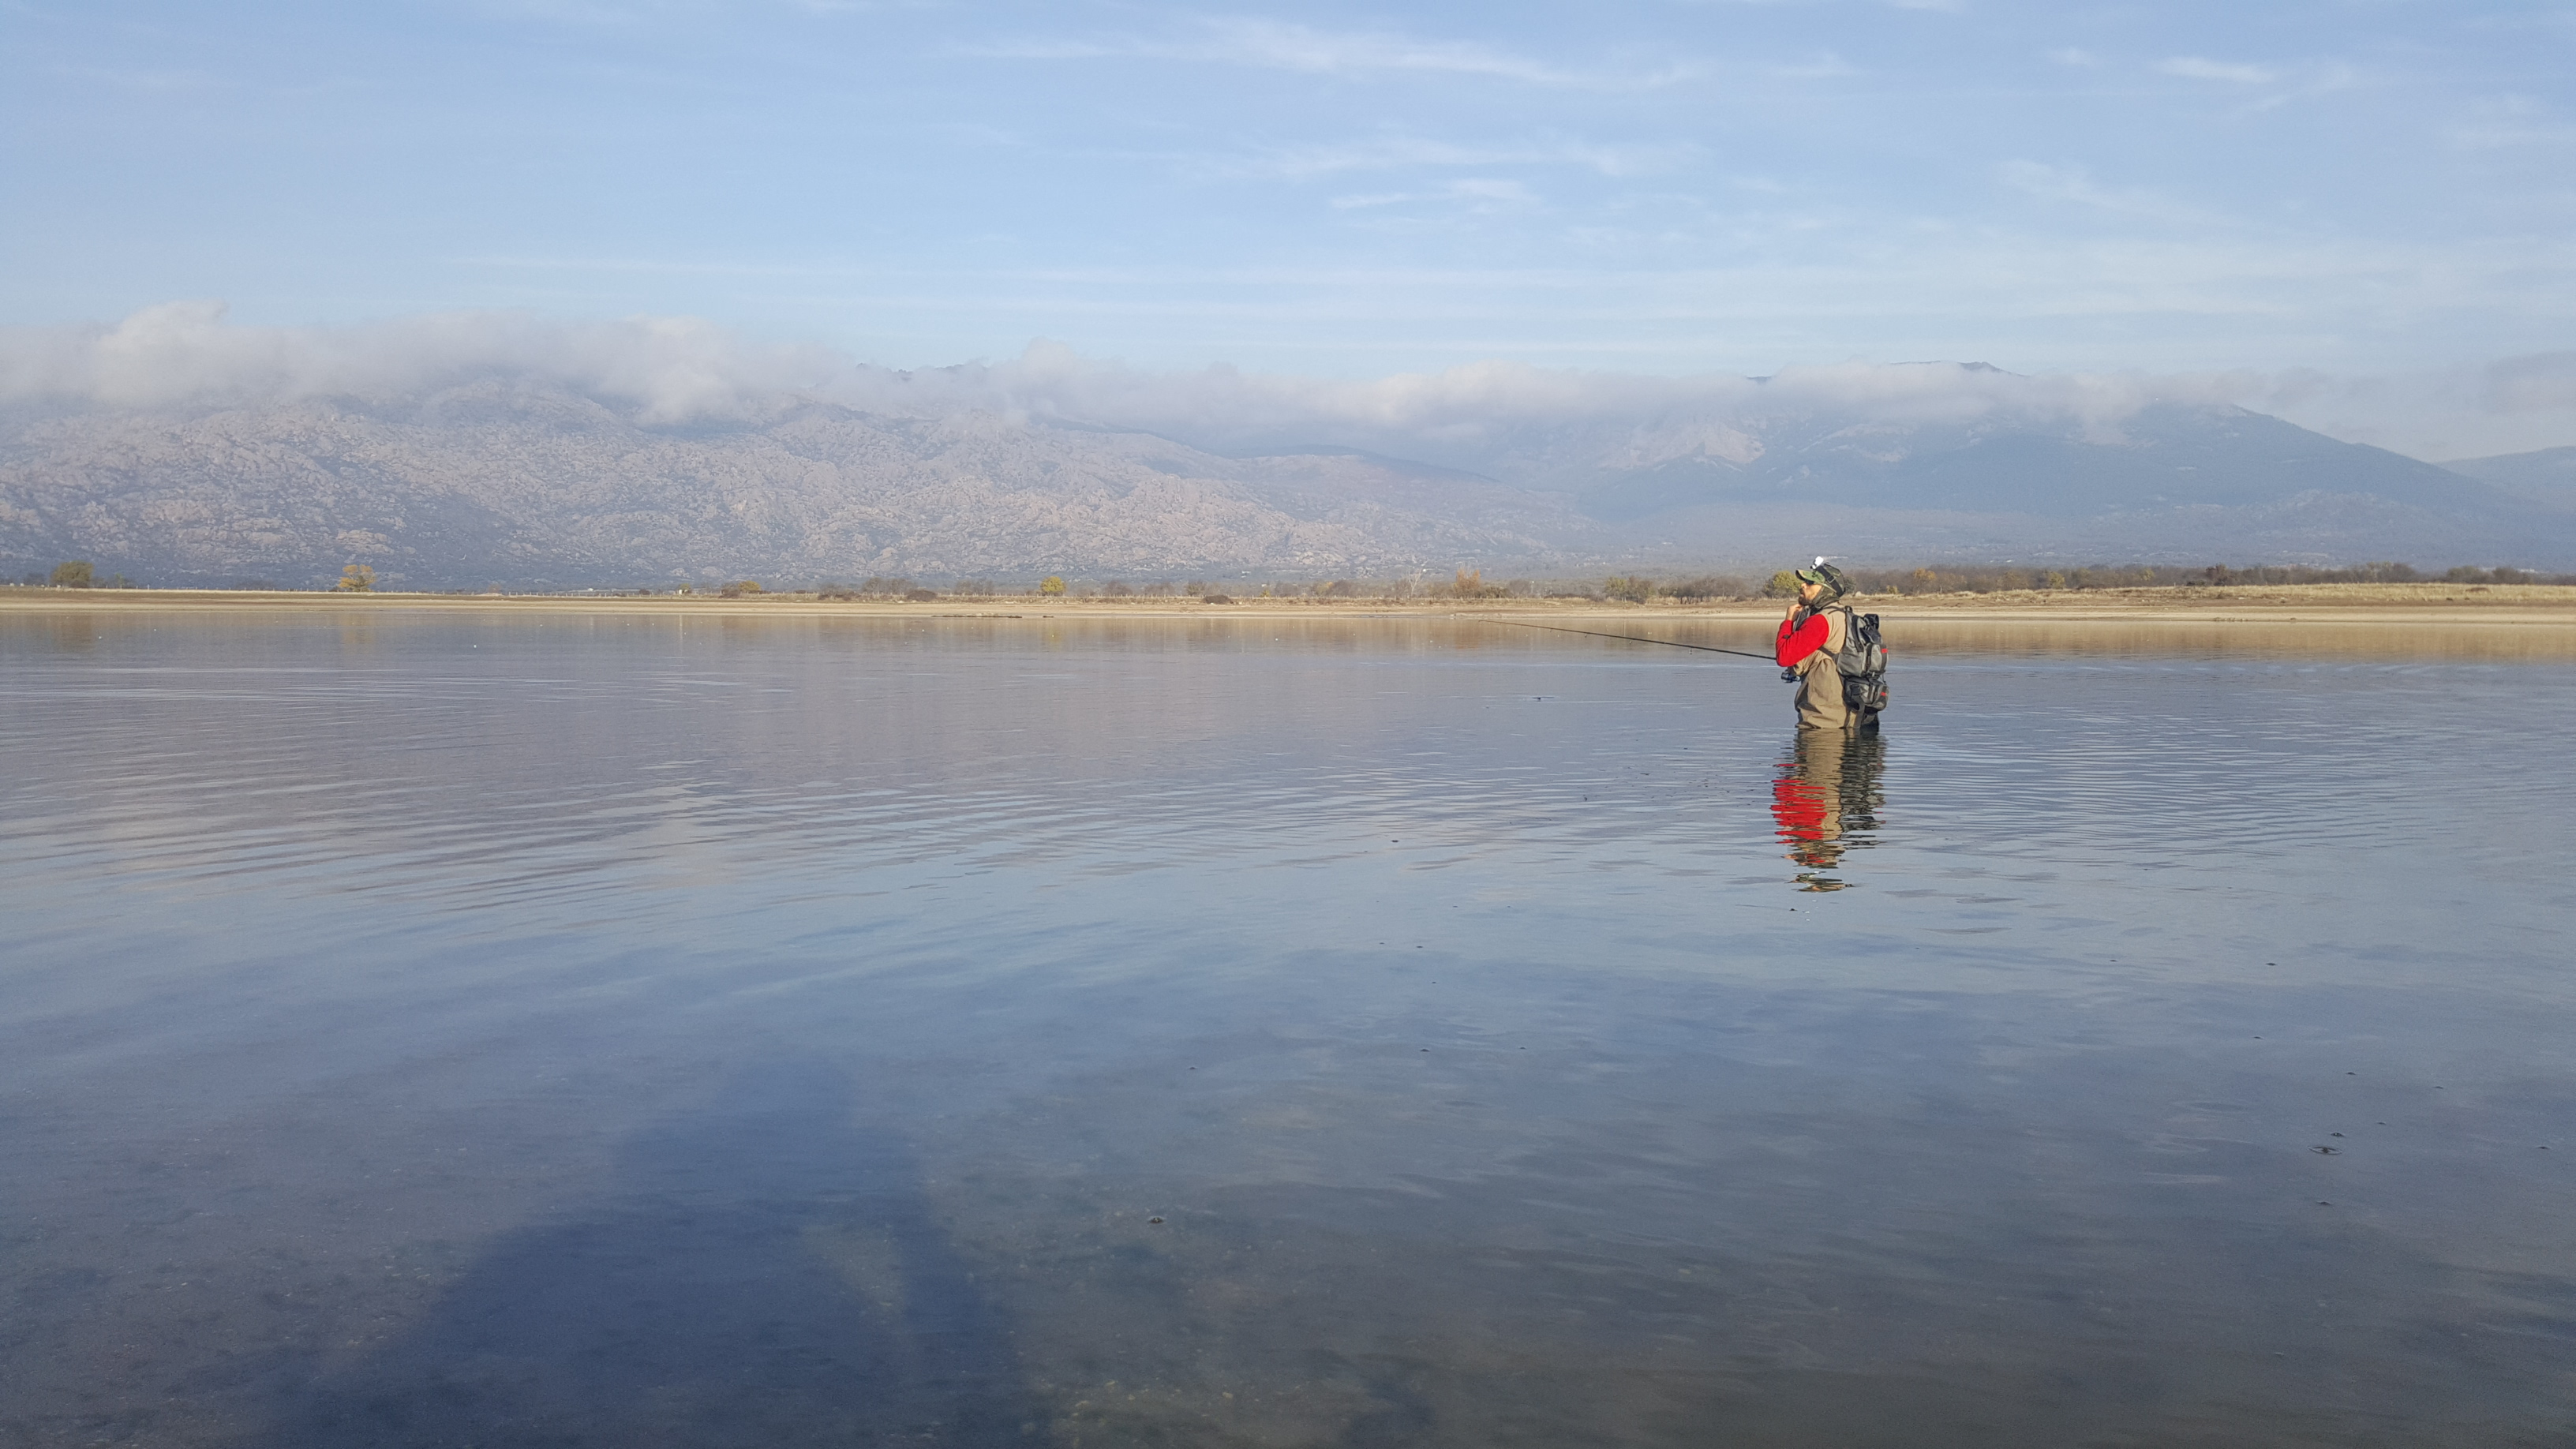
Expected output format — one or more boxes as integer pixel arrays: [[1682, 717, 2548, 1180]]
[[1776, 611, 1833, 667]]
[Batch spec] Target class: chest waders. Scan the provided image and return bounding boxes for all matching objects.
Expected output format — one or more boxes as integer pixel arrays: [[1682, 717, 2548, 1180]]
[[1783, 601, 1891, 722]]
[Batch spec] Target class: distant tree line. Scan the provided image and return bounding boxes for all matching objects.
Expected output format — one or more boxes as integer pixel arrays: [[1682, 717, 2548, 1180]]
[[748, 563, 2540, 593], [9, 561, 139, 589], [1813, 561, 2574, 595], [1534, 560, 2575, 601], [8, 560, 2571, 597]]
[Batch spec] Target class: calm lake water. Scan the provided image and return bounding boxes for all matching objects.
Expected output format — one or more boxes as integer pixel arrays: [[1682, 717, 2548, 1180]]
[[4, 610, 2572, 1447]]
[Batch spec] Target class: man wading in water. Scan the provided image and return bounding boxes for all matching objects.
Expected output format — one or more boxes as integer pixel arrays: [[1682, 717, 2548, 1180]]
[[1773, 561, 1886, 732]]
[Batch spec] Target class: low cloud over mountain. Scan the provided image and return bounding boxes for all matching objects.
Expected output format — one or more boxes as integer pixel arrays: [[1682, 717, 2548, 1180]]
[[2443, 446, 2576, 510], [2, 307, 2567, 587]]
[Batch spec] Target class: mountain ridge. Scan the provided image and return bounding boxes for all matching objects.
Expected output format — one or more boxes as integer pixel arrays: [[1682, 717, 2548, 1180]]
[[3, 379, 2568, 588]]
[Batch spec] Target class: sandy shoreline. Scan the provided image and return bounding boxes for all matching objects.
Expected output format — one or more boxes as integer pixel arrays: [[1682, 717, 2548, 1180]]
[[6, 582, 2575, 629]]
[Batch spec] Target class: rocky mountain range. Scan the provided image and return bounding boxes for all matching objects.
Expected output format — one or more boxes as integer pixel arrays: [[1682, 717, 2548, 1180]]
[[3, 369, 2570, 589]]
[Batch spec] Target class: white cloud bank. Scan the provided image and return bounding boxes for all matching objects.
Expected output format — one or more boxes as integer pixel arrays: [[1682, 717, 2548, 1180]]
[[0, 302, 852, 423], [4, 303, 2570, 466]]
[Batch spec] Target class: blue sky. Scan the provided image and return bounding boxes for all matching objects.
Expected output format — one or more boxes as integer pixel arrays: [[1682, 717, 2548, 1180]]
[[6, 1, 2574, 456]]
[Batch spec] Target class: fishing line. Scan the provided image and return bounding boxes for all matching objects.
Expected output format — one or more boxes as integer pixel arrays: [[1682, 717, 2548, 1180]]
[[1470, 616, 1778, 662]]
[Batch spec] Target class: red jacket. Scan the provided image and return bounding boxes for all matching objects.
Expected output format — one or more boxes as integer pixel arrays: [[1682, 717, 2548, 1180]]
[[1776, 611, 1833, 667]]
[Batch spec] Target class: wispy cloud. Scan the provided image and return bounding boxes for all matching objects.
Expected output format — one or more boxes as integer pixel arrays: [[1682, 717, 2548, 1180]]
[[1328, 178, 1541, 212], [2156, 55, 2360, 115], [1995, 161, 2221, 227], [2158, 56, 2277, 84], [2046, 47, 2099, 68], [2246, 62, 2357, 113], [1211, 135, 1691, 182], [969, 17, 1699, 91]]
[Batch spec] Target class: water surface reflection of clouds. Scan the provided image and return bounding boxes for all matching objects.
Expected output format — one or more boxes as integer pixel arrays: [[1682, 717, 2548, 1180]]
[[3, 615, 2572, 1447]]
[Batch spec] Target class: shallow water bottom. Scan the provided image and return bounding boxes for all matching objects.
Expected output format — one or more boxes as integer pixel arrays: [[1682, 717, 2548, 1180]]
[[3, 614, 2572, 1447]]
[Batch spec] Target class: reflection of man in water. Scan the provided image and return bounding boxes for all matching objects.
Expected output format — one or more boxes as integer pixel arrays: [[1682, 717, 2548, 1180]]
[[1770, 728, 1885, 889]]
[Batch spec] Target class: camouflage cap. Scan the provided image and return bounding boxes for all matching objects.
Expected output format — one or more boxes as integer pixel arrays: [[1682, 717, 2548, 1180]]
[[1795, 561, 1852, 597]]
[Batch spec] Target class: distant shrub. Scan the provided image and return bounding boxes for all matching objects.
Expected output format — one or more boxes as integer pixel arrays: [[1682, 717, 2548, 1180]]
[[1318, 579, 1362, 597], [904, 588, 938, 602], [817, 582, 860, 600], [49, 560, 92, 588], [951, 578, 996, 597], [1666, 575, 1749, 601], [718, 580, 762, 598], [1102, 580, 1135, 597], [1788, 560, 2490, 595], [1763, 571, 1805, 597], [1039, 575, 1067, 596], [1433, 567, 1511, 600], [336, 564, 376, 592], [1200, 593, 1234, 605], [1603, 575, 1656, 603]]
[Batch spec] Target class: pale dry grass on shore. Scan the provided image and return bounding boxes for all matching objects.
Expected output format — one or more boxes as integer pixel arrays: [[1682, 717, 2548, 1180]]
[[7, 580, 2575, 623], [9, 582, 2574, 658]]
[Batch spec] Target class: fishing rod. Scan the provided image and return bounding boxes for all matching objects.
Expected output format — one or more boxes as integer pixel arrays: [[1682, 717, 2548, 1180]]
[[1473, 560, 1857, 665], [1470, 616, 1778, 662]]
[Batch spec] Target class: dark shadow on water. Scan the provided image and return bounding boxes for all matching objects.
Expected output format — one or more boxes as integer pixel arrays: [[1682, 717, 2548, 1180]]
[[1770, 728, 1885, 891], [246, 1061, 1048, 1448]]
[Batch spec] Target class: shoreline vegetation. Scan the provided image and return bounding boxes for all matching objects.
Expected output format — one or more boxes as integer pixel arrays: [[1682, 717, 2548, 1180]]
[[6, 580, 2576, 625]]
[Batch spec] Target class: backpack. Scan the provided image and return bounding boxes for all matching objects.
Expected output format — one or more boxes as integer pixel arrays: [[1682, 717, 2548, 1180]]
[[1832, 607, 1889, 714]]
